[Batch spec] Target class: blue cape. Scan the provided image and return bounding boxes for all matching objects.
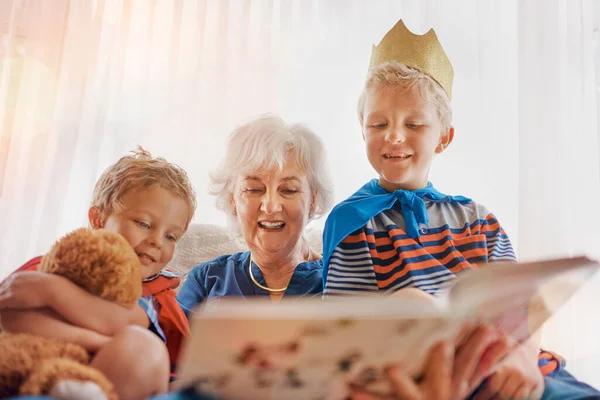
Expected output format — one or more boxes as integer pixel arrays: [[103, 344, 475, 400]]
[[322, 179, 472, 281]]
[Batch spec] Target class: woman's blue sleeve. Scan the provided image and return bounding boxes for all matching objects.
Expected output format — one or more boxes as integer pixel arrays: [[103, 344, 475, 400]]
[[176, 265, 207, 318]]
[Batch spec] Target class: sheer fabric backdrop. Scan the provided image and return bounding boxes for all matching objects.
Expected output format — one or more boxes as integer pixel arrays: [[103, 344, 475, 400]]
[[0, 0, 599, 386]]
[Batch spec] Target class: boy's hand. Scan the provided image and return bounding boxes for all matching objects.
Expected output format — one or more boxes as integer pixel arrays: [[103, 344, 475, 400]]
[[351, 341, 454, 400], [0, 271, 57, 309], [473, 338, 544, 400], [350, 325, 511, 400], [1, 308, 111, 352], [450, 324, 511, 400], [2, 270, 148, 336]]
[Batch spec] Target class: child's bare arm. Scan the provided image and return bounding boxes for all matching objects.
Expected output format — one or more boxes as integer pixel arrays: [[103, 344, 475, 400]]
[[0, 308, 111, 352], [0, 271, 149, 335]]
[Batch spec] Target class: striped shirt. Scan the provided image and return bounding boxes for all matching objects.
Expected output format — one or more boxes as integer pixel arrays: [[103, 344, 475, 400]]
[[324, 200, 516, 295], [138, 296, 165, 341]]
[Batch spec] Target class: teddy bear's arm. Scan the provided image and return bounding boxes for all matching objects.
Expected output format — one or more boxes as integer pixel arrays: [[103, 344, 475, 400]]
[[0, 308, 111, 352]]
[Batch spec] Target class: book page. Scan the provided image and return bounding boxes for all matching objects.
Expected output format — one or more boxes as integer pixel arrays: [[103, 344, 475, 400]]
[[448, 256, 599, 343]]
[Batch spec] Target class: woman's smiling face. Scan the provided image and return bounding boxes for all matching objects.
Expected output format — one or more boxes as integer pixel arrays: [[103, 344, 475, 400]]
[[231, 158, 313, 260]]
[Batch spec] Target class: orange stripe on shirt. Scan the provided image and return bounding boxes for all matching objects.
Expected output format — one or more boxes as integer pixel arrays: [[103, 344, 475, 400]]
[[418, 227, 478, 242], [480, 221, 501, 233], [375, 236, 416, 248], [371, 235, 486, 273], [375, 251, 477, 288], [376, 228, 485, 251]]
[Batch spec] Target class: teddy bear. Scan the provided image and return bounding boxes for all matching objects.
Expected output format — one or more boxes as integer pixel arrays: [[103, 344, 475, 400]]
[[0, 227, 142, 399]]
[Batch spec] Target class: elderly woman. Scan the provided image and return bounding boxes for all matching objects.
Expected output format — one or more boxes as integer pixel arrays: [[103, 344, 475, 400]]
[[176, 115, 333, 309]]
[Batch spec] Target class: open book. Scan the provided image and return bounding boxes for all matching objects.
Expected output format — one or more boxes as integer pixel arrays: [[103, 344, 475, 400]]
[[176, 256, 599, 400]]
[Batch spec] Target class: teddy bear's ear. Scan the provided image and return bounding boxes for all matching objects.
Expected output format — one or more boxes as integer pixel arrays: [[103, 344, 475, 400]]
[[41, 228, 142, 307], [88, 206, 104, 229]]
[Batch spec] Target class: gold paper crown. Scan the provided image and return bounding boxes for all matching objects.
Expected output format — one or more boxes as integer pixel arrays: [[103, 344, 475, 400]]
[[369, 20, 454, 100]]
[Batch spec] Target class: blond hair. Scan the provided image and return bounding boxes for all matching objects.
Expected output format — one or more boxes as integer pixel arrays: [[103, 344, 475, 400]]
[[357, 61, 453, 135], [91, 147, 197, 227]]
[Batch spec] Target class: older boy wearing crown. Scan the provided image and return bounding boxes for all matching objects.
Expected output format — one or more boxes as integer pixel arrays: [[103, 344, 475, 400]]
[[322, 19, 600, 400]]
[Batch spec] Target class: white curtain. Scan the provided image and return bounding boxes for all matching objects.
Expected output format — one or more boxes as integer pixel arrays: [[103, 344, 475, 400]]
[[518, 0, 600, 386], [0, 0, 598, 386]]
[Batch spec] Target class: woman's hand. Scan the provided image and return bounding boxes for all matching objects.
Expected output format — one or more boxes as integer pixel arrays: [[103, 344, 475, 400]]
[[0, 271, 57, 309]]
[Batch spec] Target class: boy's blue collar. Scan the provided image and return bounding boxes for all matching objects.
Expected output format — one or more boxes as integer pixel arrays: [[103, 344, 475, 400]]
[[360, 179, 472, 237], [321, 179, 472, 282]]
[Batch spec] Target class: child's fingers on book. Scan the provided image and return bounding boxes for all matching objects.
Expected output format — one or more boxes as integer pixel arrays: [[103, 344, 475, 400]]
[[474, 369, 525, 400], [349, 391, 374, 400], [471, 384, 497, 400], [476, 368, 524, 400], [384, 365, 422, 400], [420, 341, 453, 399], [452, 325, 510, 399], [498, 368, 527, 398], [452, 325, 495, 382], [498, 364, 543, 400], [349, 390, 395, 400], [453, 321, 501, 355], [452, 322, 477, 348], [477, 336, 511, 378], [511, 381, 536, 400]]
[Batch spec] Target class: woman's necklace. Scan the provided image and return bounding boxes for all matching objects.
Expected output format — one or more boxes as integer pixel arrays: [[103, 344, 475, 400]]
[[248, 247, 313, 292]]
